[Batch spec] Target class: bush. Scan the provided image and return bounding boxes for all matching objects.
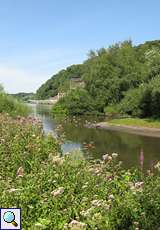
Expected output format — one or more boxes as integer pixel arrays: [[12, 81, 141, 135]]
[[0, 92, 30, 117], [104, 104, 121, 117], [52, 89, 100, 116], [119, 87, 144, 117], [52, 103, 69, 115], [119, 75, 160, 118]]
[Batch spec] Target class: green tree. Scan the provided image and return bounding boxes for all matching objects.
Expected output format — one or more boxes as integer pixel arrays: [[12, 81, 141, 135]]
[[0, 84, 4, 92], [37, 39, 160, 117]]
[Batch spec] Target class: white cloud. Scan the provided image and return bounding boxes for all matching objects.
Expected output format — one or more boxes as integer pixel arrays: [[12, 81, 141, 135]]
[[0, 47, 87, 94], [0, 66, 47, 93]]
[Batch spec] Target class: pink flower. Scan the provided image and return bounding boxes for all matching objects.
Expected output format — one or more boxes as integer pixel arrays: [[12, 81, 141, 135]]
[[140, 148, 144, 170]]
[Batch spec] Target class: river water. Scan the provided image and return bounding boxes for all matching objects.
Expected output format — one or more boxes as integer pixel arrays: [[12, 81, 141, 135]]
[[29, 103, 160, 170]]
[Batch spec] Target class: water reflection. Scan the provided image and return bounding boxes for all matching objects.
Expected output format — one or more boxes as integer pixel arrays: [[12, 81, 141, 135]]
[[29, 104, 160, 169]]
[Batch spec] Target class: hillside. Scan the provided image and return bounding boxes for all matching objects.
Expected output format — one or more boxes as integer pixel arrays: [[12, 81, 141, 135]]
[[36, 40, 160, 117], [36, 64, 84, 99], [10, 92, 35, 102]]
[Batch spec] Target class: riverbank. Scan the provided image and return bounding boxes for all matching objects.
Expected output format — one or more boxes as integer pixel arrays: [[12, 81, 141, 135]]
[[2, 113, 160, 229], [93, 118, 160, 137]]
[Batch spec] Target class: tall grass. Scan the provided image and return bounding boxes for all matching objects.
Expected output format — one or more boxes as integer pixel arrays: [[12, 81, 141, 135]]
[[108, 118, 160, 128], [0, 92, 30, 117]]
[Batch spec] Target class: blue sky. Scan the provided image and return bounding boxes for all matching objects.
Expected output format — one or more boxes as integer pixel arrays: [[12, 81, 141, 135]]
[[0, 0, 160, 93]]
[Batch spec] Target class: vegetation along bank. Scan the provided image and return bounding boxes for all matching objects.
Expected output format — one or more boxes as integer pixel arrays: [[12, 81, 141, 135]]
[[0, 90, 160, 229]]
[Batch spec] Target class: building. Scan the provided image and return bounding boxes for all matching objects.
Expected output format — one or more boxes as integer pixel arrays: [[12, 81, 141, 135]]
[[70, 77, 85, 89]]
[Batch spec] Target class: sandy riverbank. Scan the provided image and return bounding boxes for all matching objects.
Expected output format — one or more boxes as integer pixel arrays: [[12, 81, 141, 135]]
[[89, 122, 160, 138]]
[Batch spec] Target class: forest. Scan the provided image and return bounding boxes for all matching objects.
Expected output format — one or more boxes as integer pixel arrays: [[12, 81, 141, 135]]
[[36, 40, 160, 117]]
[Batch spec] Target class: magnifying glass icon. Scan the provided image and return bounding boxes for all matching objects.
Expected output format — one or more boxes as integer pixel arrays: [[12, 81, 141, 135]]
[[3, 211, 18, 227]]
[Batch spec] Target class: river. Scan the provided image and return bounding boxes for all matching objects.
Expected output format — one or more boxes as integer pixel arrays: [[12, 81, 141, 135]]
[[29, 103, 160, 170]]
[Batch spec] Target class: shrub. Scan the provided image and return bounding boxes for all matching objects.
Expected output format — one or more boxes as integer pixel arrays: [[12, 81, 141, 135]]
[[0, 92, 30, 117], [119, 87, 144, 117], [104, 104, 121, 117], [52, 89, 99, 116], [119, 75, 160, 118], [52, 103, 69, 115]]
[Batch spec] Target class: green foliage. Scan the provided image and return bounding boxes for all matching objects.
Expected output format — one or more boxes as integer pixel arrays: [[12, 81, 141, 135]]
[[0, 92, 30, 117], [0, 84, 4, 92], [52, 103, 69, 115], [37, 39, 160, 117], [1, 114, 160, 229], [108, 117, 160, 128], [119, 87, 145, 117], [104, 104, 121, 116], [10, 92, 35, 102], [84, 40, 148, 107], [119, 75, 160, 118], [53, 89, 101, 115], [36, 64, 84, 99]]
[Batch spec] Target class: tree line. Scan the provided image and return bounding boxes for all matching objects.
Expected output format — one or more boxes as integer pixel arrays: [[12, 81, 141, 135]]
[[36, 40, 160, 117]]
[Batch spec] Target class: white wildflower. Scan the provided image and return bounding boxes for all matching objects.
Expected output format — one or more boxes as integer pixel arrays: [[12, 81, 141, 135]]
[[51, 187, 64, 197], [64, 223, 69, 229], [16, 166, 24, 177], [91, 199, 103, 207], [80, 207, 94, 217], [102, 154, 109, 162], [34, 223, 45, 228], [111, 153, 118, 158], [135, 181, 144, 189], [154, 162, 160, 170], [8, 188, 22, 193], [133, 221, 139, 226], [68, 220, 86, 229], [64, 152, 71, 157], [82, 185, 88, 189], [50, 155, 64, 165], [103, 203, 110, 211], [108, 194, 114, 200], [81, 197, 88, 202], [108, 156, 112, 161], [130, 181, 144, 193]]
